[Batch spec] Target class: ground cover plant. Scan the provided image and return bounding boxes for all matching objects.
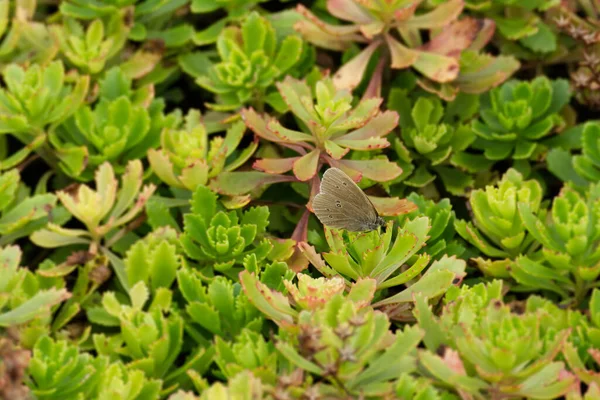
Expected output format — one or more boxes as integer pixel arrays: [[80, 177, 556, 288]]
[[2, 0, 600, 399]]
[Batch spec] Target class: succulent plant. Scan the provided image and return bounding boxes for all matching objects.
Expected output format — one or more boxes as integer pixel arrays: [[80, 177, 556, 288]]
[[0, 246, 69, 330], [94, 362, 162, 400], [179, 185, 273, 274], [299, 218, 466, 307], [30, 160, 156, 292], [148, 110, 258, 207], [510, 182, 600, 305], [60, 0, 195, 52], [49, 67, 177, 181], [244, 75, 402, 183], [455, 168, 543, 274], [214, 329, 278, 382], [397, 192, 466, 259], [26, 336, 108, 400], [0, 61, 89, 169], [562, 289, 600, 393], [177, 268, 263, 341], [189, 12, 306, 111], [0, 1, 58, 69], [416, 280, 576, 399], [471, 76, 571, 162], [196, 371, 268, 400], [295, 0, 458, 87], [573, 122, 600, 182], [387, 91, 480, 195], [124, 229, 181, 294], [467, 0, 560, 54], [0, 169, 70, 246], [86, 281, 187, 384], [275, 294, 425, 398], [295, 1, 518, 97], [51, 16, 128, 74]]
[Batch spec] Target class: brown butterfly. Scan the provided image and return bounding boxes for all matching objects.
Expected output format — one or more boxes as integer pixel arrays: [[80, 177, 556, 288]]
[[312, 168, 385, 232]]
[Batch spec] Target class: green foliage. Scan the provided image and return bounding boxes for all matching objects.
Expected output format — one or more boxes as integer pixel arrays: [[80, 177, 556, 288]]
[[51, 17, 128, 74], [180, 185, 273, 272], [49, 67, 176, 180], [416, 281, 575, 399], [244, 75, 401, 182], [398, 193, 466, 259], [0, 169, 70, 245], [26, 336, 109, 399], [178, 268, 263, 340], [466, 0, 560, 54], [31, 160, 155, 291], [511, 183, 600, 305], [455, 168, 543, 266], [388, 90, 480, 195], [2, 1, 600, 398], [148, 110, 257, 203], [0, 246, 68, 330], [300, 217, 466, 308], [472, 77, 571, 162], [276, 295, 424, 398], [192, 12, 306, 111], [548, 121, 600, 184]]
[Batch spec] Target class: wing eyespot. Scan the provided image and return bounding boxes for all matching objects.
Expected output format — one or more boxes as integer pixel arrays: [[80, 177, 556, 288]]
[[328, 215, 333, 218]]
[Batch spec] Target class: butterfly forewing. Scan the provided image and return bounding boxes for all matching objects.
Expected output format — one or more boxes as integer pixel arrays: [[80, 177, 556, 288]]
[[313, 168, 380, 231]]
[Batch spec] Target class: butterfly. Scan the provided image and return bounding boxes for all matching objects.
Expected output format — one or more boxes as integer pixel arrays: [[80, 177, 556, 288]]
[[312, 168, 386, 232]]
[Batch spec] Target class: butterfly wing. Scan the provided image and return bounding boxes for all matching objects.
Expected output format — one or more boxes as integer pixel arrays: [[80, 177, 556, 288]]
[[312, 168, 380, 231]]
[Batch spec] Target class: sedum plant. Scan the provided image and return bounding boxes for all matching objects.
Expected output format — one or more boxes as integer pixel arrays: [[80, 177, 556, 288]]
[[299, 217, 466, 309], [51, 16, 128, 74], [60, 0, 195, 54], [190, 12, 306, 111], [397, 193, 466, 259], [510, 183, 600, 305], [26, 336, 163, 400], [387, 91, 479, 195], [0, 246, 69, 331], [416, 281, 575, 399], [30, 160, 155, 292], [26, 336, 109, 400], [177, 268, 263, 342], [563, 289, 600, 393], [179, 185, 273, 274], [87, 281, 186, 384], [49, 67, 177, 181], [467, 0, 560, 54], [275, 294, 425, 398], [244, 75, 402, 182], [148, 110, 258, 207], [295, 0, 462, 88], [0, 168, 70, 246], [570, 121, 600, 183], [0, 61, 89, 168], [213, 329, 278, 383], [471, 77, 571, 162], [455, 168, 543, 274], [548, 121, 600, 185], [0, 0, 58, 69], [296, 1, 518, 96]]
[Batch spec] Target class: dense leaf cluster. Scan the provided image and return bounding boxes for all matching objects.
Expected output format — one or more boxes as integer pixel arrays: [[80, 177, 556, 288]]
[[1, 0, 600, 399]]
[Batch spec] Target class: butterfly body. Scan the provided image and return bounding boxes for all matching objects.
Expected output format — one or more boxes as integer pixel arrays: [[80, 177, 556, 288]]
[[312, 168, 386, 232]]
